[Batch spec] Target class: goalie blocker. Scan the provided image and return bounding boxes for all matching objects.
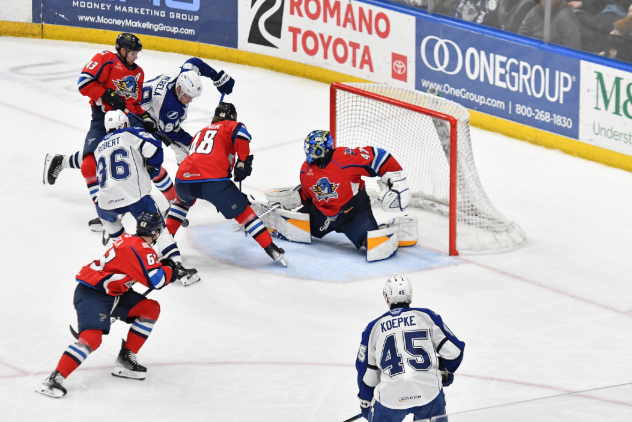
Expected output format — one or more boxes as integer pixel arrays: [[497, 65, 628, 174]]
[[256, 186, 418, 262]]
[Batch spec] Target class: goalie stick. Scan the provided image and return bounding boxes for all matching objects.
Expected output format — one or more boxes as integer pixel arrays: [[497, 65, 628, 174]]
[[233, 203, 281, 233], [69, 288, 151, 340]]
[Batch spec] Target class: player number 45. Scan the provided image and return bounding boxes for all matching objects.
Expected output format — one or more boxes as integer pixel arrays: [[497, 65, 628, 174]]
[[381, 329, 432, 377]]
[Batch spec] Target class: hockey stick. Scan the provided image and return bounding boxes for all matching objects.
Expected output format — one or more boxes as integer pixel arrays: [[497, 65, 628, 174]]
[[233, 203, 281, 233], [69, 288, 152, 340], [342, 414, 362, 422]]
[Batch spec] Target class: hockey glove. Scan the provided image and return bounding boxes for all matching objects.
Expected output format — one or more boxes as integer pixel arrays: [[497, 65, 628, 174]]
[[139, 111, 158, 133], [160, 258, 179, 284], [359, 398, 371, 420], [441, 370, 454, 387], [211, 70, 235, 95], [233, 155, 254, 182], [378, 171, 411, 212], [101, 88, 126, 111]]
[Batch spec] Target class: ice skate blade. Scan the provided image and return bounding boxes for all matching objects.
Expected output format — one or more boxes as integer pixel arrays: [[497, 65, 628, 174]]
[[35, 385, 66, 398], [111, 366, 146, 380], [279, 258, 288, 267], [181, 274, 201, 287], [42, 154, 52, 185]]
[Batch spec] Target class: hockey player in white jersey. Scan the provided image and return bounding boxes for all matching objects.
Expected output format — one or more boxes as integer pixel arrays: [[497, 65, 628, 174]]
[[95, 109, 200, 286], [140, 57, 235, 163], [356, 275, 465, 421]]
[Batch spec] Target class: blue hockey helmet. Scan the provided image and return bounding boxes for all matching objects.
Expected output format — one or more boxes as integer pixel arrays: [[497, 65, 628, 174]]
[[304, 130, 333, 164], [136, 211, 163, 237]]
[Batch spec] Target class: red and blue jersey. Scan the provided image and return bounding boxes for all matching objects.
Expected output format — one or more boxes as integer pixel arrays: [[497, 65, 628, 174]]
[[300, 146, 402, 217], [77, 50, 145, 114], [76, 234, 173, 296], [176, 120, 251, 183]]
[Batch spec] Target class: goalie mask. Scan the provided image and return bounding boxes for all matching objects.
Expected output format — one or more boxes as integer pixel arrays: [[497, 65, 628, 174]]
[[304, 130, 333, 164], [383, 275, 413, 308], [104, 109, 129, 132], [176, 71, 203, 104]]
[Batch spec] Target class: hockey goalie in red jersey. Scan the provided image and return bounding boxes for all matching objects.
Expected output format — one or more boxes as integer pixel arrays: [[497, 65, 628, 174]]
[[252, 130, 419, 261], [36, 212, 185, 399]]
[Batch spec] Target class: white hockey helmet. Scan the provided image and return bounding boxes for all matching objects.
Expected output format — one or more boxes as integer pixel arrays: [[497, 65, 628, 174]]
[[383, 275, 413, 308], [175, 71, 203, 103], [104, 109, 129, 132]]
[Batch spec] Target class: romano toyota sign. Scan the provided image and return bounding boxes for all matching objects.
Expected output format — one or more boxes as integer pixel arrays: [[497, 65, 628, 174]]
[[238, 0, 415, 88]]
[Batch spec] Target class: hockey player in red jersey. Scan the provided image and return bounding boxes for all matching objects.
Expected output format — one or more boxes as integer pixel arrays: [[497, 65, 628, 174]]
[[165, 102, 287, 266], [36, 212, 183, 398], [256, 130, 417, 261], [43, 33, 176, 230]]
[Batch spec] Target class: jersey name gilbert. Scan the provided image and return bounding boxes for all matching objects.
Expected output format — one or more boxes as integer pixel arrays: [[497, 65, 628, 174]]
[[97, 136, 121, 154]]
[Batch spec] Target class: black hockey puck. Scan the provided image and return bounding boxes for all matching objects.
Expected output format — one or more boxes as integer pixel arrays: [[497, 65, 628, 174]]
[[182, 219, 189, 228]]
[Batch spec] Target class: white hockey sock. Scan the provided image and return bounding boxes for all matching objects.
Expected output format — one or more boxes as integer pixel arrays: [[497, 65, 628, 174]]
[[63, 151, 83, 169]]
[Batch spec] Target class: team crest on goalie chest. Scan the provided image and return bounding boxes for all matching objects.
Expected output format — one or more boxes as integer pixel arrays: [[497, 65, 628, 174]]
[[310, 177, 339, 202], [113, 73, 141, 99]]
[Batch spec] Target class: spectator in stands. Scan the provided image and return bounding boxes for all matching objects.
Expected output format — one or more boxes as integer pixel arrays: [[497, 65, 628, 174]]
[[569, 0, 632, 52], [497, 0, 538, 32], [600, 3, 632, 61], [387, 0, 459, 16], [519, 0, 583, 49], [454, 0, 499, 25]]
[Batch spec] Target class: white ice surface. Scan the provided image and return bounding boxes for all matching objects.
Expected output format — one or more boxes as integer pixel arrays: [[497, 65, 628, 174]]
[[0, 37, 631, 422]]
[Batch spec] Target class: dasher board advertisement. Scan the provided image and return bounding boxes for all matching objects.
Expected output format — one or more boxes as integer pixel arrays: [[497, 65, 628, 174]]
[[579, 61, 632, 157], [416, 17, 580, 140], [238, 0, 416, 89], [39, 0, 238, 48]]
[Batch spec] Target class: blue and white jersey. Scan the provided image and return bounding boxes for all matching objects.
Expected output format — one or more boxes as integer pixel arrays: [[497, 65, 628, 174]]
[[141, 58, 223, 147], [356, 307, 465, 410], [95, 127, 163, 210]]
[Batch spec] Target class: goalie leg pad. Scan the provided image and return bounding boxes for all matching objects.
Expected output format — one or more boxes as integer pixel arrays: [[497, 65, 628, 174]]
[[252, 201, 311, 244], [381, 216, 419, 247], [366, 227, 399, 262], [264, 185, 303, 210]]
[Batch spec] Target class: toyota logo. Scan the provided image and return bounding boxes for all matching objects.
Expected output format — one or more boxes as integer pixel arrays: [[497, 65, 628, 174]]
[[420, 36, 463, 75], [393, 60, 406, 74]]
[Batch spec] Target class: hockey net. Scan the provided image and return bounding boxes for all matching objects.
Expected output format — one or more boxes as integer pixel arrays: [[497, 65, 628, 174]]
[[330, 82, 526, 255]]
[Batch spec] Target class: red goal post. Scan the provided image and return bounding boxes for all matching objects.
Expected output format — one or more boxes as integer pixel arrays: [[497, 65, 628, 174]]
[[329, 82, 526, 255]]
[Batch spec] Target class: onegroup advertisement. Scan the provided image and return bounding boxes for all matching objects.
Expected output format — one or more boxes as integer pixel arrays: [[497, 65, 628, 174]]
[[238, 0, 416, 89], [38, 0, 238, 48], [415, 17, 580, 140]]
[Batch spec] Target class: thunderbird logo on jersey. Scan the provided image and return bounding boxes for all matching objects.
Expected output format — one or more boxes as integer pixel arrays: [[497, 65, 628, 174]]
[[113, 73, 141, 99], [310, 177, 339, 202]]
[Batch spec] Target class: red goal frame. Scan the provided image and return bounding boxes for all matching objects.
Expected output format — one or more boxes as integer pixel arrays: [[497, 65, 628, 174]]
[[330, 82, 461, 256]]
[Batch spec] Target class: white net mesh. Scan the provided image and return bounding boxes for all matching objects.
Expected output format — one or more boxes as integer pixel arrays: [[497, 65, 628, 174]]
[[332, 83, 526, 254]]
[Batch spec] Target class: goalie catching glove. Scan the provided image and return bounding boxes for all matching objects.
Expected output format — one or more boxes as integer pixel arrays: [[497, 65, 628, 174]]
[[378, 171, 411, 212], [233, 155, 253, 182]]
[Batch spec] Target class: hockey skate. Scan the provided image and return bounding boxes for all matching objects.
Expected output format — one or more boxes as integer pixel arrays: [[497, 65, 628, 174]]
[[35, 370, 67, 398], [175, 262, 200, 286], [265, 243, 287, 267], [112, 340, 147, 380], [89, 217, 104, 232], [43, 154, 65, 185]]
